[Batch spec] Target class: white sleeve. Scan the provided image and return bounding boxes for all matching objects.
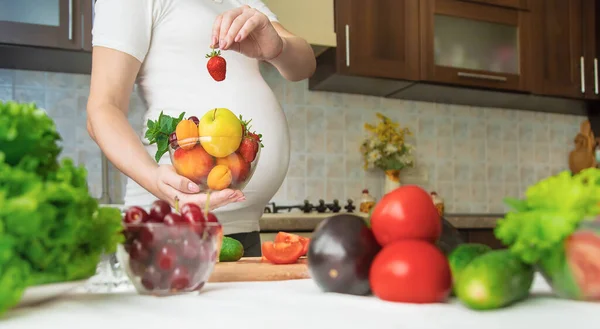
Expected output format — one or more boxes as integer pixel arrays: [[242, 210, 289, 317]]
[[239, 0, 279, 22], [92, 0, 162, 63]]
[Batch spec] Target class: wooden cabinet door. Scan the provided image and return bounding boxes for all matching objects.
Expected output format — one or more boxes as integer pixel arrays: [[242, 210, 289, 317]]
[[460, 0, 530, 10], [582, 0, 600, 99], [531, 0, 584, 99], [335, 0, 420, 80], [0, 0, 85, 50], [420, 0, 532, 92]]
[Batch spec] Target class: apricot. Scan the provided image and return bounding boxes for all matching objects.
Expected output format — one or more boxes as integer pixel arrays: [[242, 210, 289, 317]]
[[172, 145, 214, 184], [207, 165, 233, 190], [176, 119, 199, 150], [216, 152, 250, 185]]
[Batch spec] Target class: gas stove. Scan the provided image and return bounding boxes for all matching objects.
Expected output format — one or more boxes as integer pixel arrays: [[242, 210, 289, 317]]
[[264, 199, 356, 214]]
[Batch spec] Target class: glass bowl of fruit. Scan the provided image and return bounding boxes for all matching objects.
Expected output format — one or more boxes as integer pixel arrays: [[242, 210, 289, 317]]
[[117, 201, 224, 296], [147, 108, 262, 192]]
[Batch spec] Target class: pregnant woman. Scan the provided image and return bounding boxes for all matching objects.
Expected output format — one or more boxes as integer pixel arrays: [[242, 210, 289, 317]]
[[86, 0, 316, 256]]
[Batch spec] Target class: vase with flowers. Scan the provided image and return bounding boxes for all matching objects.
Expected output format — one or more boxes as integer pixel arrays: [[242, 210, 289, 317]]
[[360, 113, 415, 195]]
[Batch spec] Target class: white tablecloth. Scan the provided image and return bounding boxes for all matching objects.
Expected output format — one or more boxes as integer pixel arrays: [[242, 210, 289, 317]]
[[2, 274, 598, 329]]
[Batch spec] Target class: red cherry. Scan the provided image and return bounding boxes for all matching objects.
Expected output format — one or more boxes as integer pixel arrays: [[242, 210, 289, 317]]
[[169, 132, 179, 150], [150, 200, 171, 221], [206, 212, 219, 223], [188, 116, 200, 126], [128, 239, 150, 262], [181, 238, 200, 260], [123, 206, 148, 224], [155, 245, 177, 272], [141, 265, 162, 290], [163, 213, 184, 226], [123, 229, 138, 243], [181, 204, 205, 223], [139, 225, 168, 248], [129, 259, 146, 276], [169, 266, 191, 290]]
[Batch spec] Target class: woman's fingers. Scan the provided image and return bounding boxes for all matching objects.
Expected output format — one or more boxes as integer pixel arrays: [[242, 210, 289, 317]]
[[156, 182, 184, 207], [210, 189, 244, 209], [162, 167, 200, 193], [215, 6, 246, 48], [222, 10, 255, 49], [211, 15, 223, 47], [234, 15, 261, 44]]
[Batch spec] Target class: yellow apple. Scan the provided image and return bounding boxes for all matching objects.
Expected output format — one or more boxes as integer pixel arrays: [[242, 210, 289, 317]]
[[198, 108, 243, 157]]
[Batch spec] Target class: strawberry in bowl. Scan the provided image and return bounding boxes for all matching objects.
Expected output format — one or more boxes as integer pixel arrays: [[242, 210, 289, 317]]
[[145, 109, 262, 192]]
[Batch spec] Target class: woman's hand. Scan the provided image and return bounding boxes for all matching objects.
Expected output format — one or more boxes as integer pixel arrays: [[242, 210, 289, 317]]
[[154, 165, 245, 211], [211, 5, 283, 60]]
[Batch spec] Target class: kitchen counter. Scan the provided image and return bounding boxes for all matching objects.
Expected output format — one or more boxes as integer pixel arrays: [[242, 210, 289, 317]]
[[259, 213, 502, 232], [3, 273, 596, 329], [100, 204, 501, 232]]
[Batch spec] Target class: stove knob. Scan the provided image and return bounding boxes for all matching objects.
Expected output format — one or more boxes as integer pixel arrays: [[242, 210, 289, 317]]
[[344, 199, 356, 213]]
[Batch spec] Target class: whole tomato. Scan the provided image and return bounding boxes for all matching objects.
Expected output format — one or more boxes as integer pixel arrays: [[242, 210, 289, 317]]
[[370, 240, 452, 303], [370, 185, 441, 246]]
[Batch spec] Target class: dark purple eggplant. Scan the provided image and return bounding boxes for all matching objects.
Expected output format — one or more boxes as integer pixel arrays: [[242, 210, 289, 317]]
[[307, 214, 381, 296]]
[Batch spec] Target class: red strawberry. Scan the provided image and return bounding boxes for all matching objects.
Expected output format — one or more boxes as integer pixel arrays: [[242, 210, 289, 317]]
[[206, 49, 226, 82], [237, 115, 263, 162], [239, 136, 259, 163]]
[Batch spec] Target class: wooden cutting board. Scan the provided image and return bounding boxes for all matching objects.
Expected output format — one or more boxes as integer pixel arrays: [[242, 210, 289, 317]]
[[207, 257, 310, 283]]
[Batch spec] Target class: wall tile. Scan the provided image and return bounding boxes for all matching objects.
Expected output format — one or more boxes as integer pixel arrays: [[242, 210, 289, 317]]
[[0, 63, 585, 212], [0, 86, 12, 101], [0, 69, 14, 86], [14, 88, 45, 108], [15, 70, 46, 87]]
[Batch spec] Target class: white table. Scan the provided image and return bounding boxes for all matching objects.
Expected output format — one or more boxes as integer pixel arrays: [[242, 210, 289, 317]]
[[2, 274, 598, 329]]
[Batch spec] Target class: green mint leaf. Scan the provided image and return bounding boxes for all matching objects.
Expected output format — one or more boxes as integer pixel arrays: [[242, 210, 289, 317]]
[[155, 137, 169, 163]]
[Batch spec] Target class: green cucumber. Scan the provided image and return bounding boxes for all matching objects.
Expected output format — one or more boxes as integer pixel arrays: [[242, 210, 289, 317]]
[[448, 243, 492, 294], [219, 237, 244, 262], [456, 249, 534, 310]]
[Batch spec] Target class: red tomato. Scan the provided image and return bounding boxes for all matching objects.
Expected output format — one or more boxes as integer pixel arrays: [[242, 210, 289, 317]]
[[369, 239, 451, 304], [261, 241, 304, 264], [370, 185, 441, 246], [275, 232, 310, 256]]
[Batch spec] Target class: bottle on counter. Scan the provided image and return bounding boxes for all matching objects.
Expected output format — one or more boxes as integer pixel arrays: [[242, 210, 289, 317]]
[[430, 191, 444, 217], [359, 189, 376, 214]]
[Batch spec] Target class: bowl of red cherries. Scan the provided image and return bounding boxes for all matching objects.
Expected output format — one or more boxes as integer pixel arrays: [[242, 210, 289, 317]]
[[117, 200, 224, 296]]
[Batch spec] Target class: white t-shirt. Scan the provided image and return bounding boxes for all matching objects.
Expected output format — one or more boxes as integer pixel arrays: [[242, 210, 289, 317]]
[[92, 0, 290, 235]]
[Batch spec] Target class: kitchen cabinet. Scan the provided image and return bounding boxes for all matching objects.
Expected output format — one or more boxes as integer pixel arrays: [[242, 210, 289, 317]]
[[461, 0, 530, 10], [335, 0, 420, 81], [309, 0, 591, 116], [0, 0, 92, 50], [262, 0, 336, 49], [530, 0, 587, 99], [582, 0, 600, 100], [420, 0, 532, 92], [0, 0, 93, 74]]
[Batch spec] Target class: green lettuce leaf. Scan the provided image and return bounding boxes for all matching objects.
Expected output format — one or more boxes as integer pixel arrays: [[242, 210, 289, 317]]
[[495, 169, 600, 264], [0, 101, 61, 178]]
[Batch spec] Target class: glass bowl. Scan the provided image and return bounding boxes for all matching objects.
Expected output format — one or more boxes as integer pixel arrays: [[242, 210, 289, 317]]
[[168, 136, 261, 192], [117, 222, 222, 296]]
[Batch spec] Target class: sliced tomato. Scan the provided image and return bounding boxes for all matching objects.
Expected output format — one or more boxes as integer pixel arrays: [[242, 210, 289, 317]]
[[275, 232, 310, 256], [261, 241, 304, 264]]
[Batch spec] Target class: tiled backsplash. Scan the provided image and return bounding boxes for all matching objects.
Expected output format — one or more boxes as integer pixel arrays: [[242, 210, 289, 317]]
[[0, 63, 583, 213]]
